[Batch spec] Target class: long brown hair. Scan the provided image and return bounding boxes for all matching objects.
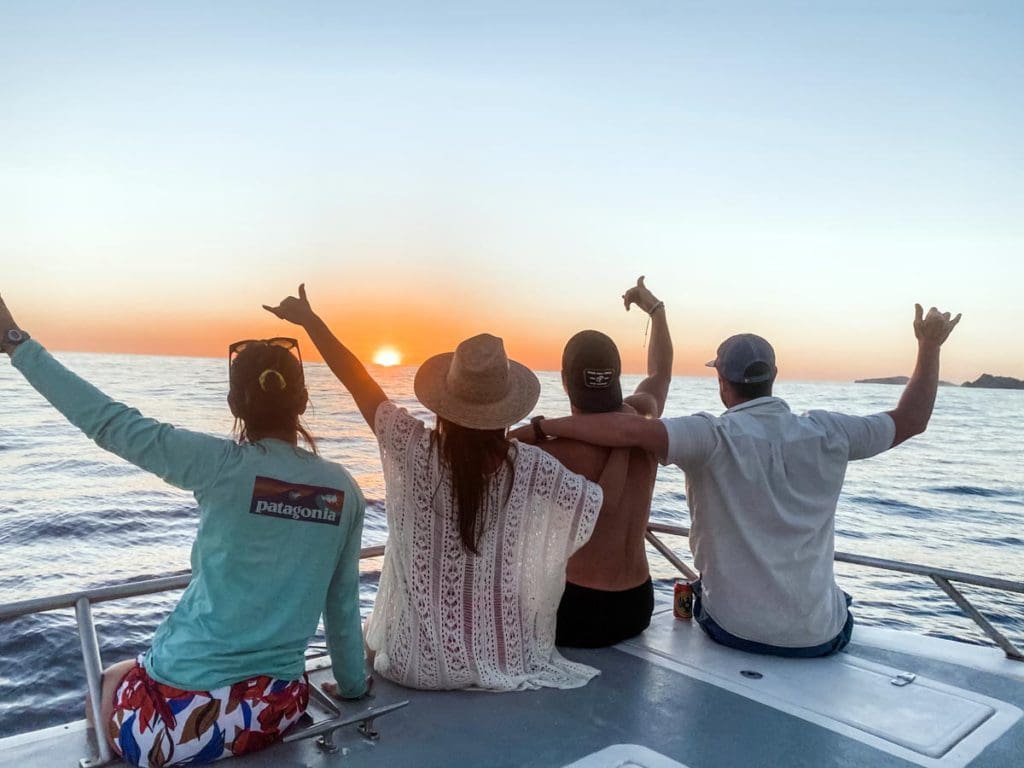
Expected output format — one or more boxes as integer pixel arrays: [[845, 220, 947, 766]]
[[229, 342, 317, 452], [434, 417, 514, 554]]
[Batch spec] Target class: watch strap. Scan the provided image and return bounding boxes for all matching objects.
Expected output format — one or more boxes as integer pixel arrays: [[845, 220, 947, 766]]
[[530, 415, 547, 443], [2, 329, 30, 354]]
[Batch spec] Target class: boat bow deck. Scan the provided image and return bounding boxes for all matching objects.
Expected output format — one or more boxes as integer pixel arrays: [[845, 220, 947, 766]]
[[3, 607, 1022, 768]]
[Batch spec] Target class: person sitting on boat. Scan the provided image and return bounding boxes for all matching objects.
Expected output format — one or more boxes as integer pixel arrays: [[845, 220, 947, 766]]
[[525, 304, 961, 657], [0, 294, 369, 766], [510, 276, 672, 648], [265, 285, 620, 691]]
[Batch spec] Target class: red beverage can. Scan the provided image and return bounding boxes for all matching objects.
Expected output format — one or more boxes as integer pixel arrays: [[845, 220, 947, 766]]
[[673, 580, 693, 620]]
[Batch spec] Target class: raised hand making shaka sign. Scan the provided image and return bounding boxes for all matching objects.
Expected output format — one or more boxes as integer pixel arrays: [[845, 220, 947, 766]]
[[263, 283, 317, 327], [913, 303, 962, 347], [622, 275, 664, 316]]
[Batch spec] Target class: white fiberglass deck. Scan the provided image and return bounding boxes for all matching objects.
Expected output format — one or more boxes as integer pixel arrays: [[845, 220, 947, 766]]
[[621, 610, 1022, 767]]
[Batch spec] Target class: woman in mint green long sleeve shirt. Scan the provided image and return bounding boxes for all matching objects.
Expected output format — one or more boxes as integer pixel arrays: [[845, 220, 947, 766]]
[[1, 295, 368, 767]]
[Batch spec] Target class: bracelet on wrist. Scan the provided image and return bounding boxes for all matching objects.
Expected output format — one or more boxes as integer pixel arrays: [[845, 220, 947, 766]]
[[530, 415, 547, 442], [648, 301, 665, 316]]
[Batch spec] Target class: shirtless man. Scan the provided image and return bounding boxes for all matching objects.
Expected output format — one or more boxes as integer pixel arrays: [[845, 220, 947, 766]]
[[517, 276, 672, 647]]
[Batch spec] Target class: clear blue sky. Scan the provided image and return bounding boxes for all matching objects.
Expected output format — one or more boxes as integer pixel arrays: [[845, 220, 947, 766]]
[[2, 2, 1021, 380]]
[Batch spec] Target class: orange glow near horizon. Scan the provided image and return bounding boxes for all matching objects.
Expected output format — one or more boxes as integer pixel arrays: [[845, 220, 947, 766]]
[[25, 304, 998, 384], [372, 346, 402, 366], [15, 280, 1005, 385]]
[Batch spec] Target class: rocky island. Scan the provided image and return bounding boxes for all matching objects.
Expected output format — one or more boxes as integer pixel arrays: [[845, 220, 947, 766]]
[[855, 376, 910, 385], [961, 374, 1024, 390], [856, 374, 1023, 390], [855, 376, 955, 386]]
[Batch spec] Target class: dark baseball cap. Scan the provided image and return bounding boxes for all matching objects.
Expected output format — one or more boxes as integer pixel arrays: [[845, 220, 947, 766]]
[[706, 333, 777, 384], [562, 330, 623, 413]]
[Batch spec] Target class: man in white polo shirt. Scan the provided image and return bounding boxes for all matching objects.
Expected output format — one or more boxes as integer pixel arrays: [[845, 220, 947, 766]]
[[534, 304, 961, 656]]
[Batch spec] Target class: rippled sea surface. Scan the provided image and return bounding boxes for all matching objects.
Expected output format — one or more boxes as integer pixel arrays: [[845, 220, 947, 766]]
[[1, 352, 1022, 737]]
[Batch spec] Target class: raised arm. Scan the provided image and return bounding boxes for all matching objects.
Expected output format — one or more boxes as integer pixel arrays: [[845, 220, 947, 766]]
[[265, 285, 387, 433], [888, 304, 961, 447], [540, 412, 669, 463], [622, 276, 673, 416], [1, 294, 231, 492]]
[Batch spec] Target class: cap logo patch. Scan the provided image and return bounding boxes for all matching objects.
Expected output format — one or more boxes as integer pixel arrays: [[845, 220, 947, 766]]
[[583, 368, 615, 389]]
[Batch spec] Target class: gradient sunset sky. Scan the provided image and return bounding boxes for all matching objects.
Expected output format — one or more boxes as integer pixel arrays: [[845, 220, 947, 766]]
[[3, 2, 1021, 382]]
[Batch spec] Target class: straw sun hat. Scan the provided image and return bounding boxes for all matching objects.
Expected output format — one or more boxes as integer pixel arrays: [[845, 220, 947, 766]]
[[414, 334, 540, 430]]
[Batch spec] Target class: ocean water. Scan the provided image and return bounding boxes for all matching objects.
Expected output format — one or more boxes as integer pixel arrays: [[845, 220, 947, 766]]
[[0, 351, 1022, 738]]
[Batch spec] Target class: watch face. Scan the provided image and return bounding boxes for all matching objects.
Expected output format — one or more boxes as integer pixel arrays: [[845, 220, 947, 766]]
[[6, 329, 27, 344]]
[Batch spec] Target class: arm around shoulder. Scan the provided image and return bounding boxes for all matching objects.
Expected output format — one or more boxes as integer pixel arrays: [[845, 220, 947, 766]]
[[540, 412, 669, 462]]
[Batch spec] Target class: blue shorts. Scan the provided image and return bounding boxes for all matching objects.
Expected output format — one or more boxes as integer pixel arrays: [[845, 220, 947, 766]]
[[691, 579, 854, 658]]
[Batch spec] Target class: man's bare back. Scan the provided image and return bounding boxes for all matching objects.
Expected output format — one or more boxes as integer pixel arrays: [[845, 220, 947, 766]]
[[540, 400, 658, 591]]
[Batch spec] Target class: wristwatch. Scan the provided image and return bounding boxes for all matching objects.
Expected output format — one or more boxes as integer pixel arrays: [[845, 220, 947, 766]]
[[2, 329, 30, 355], [530, 415, 548, 443]]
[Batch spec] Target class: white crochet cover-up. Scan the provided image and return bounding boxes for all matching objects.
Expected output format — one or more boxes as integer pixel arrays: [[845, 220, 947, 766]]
[[365, 401, 603, 691]]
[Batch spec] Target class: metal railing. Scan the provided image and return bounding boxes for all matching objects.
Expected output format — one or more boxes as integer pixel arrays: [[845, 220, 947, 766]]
[[0, 544, 387, 768], [646, 522, 1024, 661], [2, 528, 1023, 765]]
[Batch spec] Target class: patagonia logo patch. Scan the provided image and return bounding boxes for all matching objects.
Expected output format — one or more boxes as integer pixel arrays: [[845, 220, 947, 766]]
[[583, 368, 615, 389], [249, 476, 344, 526]]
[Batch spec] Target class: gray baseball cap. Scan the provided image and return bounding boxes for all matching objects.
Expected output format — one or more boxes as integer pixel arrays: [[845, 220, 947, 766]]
[[706, 333, 777, 384]]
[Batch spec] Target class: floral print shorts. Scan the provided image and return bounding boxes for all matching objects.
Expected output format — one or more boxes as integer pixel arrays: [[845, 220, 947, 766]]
[[109, 656, 309, 767]]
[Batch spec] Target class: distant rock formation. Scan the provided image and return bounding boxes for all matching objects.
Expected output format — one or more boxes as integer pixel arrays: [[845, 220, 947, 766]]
[[961, 374, 1024, 390], [855, 376, 956, 386], [855, 376, 909, 385]]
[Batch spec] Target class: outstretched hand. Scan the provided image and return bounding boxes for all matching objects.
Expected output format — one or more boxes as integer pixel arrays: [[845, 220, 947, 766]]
[[263, 284, 316, 326], [622, 276, 661, 314], [913, 303, 961, 347]]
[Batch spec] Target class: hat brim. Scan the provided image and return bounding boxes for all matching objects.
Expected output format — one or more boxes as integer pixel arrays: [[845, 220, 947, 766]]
[[414, 353, 540, 430]]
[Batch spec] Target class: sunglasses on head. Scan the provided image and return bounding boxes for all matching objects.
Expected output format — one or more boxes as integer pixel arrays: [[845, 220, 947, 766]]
[[228, 337, 303, 375], [229, 336, 300, 358]]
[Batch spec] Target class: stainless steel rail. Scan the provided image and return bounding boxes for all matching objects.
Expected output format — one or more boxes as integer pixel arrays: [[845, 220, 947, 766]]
[[646, 521, 1024, 661], [0, 544, 387, 768], [2, 526, 1023, 766], [0, 545, 386, 621], [76, 598, 110, 767]]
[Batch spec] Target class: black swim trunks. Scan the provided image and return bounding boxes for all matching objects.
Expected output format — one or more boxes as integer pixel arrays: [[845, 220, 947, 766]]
[[556, 578, 654, 648]]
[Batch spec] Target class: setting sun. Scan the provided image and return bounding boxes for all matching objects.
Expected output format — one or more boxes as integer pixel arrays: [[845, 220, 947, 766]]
[[372, 346, 403, 367]]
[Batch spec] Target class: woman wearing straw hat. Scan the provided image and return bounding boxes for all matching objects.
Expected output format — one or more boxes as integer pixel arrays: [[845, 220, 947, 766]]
[[266, 285, 618, 692]]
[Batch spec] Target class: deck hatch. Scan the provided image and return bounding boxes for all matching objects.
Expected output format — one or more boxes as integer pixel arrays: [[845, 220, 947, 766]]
[[618, 612, 1022, 768]]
